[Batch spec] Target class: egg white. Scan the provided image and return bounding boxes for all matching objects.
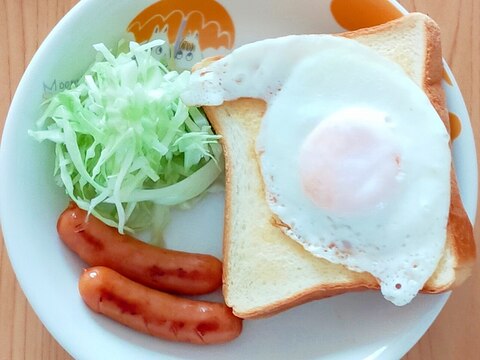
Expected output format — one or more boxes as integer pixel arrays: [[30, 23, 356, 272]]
[[256, 38, 451, 306]]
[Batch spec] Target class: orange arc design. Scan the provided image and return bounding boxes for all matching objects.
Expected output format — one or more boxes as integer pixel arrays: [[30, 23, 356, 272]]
[[127, 0, 235, 50], [449, 112, 462, 141], [330, 0, 403, 31], [443, 68, 453, 86]]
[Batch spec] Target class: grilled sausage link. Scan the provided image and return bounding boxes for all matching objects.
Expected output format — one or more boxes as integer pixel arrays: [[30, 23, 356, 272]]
[[79, 266, 242, 344], [58, 204, 222, 295]]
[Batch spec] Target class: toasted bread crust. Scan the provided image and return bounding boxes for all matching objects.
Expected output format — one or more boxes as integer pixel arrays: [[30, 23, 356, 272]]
[[239, 283, 377, 319], [199, 13, 475, 319]]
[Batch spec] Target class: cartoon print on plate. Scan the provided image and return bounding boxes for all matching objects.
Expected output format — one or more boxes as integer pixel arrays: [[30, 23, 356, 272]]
[[149, 25, 172, 63], [127, 0, 235, 71], [174, 33, 203, 71]]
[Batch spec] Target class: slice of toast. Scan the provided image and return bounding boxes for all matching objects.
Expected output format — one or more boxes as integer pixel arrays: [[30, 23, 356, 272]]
[[199, 13, 476, 318]]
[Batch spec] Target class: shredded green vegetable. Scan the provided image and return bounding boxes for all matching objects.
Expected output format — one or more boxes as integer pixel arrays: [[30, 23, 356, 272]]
[[29, 40, 223, 235]]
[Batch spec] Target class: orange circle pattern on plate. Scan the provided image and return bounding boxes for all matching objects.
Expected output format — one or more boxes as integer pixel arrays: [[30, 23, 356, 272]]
[[449, 112, 462, 141], [330, 0, 402, 30]]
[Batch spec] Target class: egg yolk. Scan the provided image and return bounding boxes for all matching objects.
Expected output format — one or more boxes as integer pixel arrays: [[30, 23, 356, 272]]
[[299, 108, 401, 214]]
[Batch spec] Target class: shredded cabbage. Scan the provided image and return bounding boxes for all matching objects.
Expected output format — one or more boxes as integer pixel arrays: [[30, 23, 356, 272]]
[[29, 40, 223, 235]]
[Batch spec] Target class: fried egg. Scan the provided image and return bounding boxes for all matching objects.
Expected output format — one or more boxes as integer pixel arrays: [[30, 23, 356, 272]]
[[182, 35, 451, 306]]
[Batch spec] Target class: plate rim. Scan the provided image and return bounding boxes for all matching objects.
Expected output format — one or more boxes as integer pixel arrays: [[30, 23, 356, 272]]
[[0, 0, 476, 359]]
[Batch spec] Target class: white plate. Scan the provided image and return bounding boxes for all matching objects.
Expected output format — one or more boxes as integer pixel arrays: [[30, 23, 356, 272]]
[[0, 0, 477, 359]]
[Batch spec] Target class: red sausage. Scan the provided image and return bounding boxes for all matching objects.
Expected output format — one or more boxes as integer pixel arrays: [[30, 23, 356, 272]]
[[79, 267, 242, 344], [57, 204, 222, 295]]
